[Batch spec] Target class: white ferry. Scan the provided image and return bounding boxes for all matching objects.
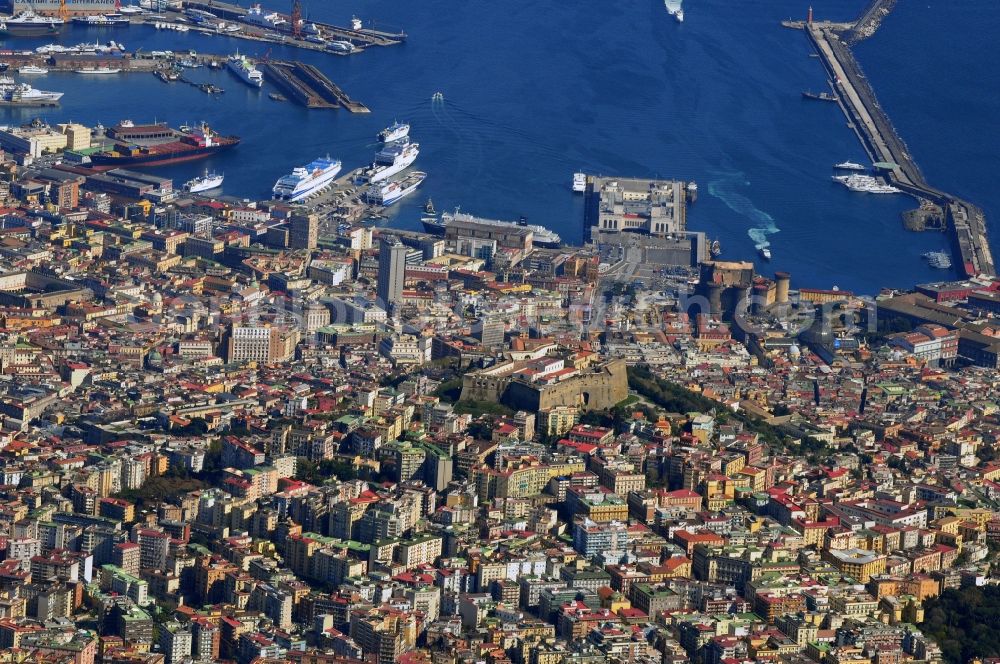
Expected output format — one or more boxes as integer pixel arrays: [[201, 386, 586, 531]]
[[273, 156, 342, 202]]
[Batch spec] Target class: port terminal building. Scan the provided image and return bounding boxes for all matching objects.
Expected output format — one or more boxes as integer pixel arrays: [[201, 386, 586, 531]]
[[584, 175, 705, 267]]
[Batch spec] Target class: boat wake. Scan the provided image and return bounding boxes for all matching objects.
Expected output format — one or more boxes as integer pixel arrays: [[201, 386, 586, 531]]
[[707, 171, 779, 250]]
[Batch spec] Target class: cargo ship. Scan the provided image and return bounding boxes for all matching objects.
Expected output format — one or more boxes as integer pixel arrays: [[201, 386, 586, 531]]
[[363, 171, 426, 206], [422, 210, 562, 248], [88, 121, 240, 170], [0, 10, 63, 36]]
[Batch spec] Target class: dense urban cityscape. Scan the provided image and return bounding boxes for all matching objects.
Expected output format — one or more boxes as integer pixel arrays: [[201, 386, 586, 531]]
[[0, 1, 996, 664]]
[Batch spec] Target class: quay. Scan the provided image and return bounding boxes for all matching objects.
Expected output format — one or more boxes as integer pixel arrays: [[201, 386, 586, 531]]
[[791, 11, 995, 278], [0, 99, 59, 108], [261, 61, 368, 112], [181, 1, 405, 48]]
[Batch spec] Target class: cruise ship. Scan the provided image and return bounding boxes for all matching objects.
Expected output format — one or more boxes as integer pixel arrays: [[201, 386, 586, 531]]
[[364, 171, 426, 206], [272, 156, 342, 202], [72, 13, 129, 27], [0, 77, 63, 103], [0, 10, 62, 36], [184, 170, 224, 194], [422, 210, 562, 248], [227, 54, 263, 88], [378, 120, 409, 143], [360, 139, 419, 184]]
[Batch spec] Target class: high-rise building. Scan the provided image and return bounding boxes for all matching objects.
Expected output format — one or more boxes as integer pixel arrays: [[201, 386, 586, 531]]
[[226, 326, 299, 364], [289, 212, 318, 250], [158, 622, 193, 664], [376, 235, 407, 312], [478, 317, 505, 348]]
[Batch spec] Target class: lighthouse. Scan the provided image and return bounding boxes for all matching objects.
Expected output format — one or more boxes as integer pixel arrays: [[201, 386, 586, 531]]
[[807, 6, 814, 24]]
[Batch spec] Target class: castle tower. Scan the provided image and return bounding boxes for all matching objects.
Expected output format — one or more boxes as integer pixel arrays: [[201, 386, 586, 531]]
[[775, 271, 791, 305]]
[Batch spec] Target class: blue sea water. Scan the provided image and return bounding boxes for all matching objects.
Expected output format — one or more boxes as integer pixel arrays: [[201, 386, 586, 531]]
[[1, 0, 995, 294]]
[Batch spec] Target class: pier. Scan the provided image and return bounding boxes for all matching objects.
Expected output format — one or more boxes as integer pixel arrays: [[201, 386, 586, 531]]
[[792, 16, 995, 278], [260, 61, 368, 112], [844, 0, 899, 44]]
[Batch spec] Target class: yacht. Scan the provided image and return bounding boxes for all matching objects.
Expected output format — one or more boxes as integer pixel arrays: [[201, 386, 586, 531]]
[[834, 161, 867, 171], [832, 174, 901, 194], [759, 247, 772, 261], [183, 170, 224, 194], [328, 40, 354, 54], [0, 78, 63, 103], [18, 65, 48, 75], [572, 172, 586, 193], [664, 0, 684, 22], [75, 67, 122, 75], [0, 10, 63, 37], [72, 14, 130, 27], [923, 251, 953, 270]]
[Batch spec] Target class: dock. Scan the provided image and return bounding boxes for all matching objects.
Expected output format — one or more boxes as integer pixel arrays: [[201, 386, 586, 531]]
[[793, 13, 995, 278], [260, 61, 368, 113]]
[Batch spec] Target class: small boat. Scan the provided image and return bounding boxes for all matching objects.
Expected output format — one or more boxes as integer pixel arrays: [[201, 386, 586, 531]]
[[351, 16, 363, 30], [424, 198, 435, 215], [759, 247, 772, 261], [432, 91, 444, 102], [572, 172, 586, 193], [834, 161, 866, 171], [268, 92, 287, 102], [18, 65, 48, 75], [802, 90, 838, 102], [183, 170, 224, 194], [710, 240, 721, 258]]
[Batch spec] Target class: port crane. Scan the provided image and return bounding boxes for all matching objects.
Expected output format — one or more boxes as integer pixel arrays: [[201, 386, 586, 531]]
[[290, 0, 302, 38]]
